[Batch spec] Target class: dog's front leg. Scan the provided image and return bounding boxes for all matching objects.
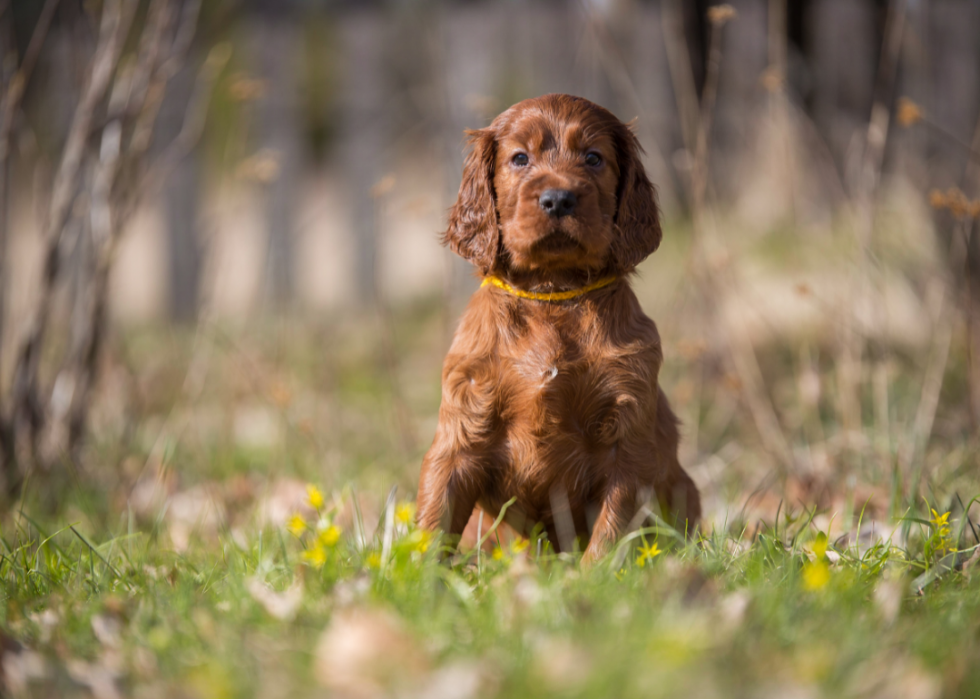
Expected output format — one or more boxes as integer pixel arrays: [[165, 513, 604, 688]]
[[417, 357, 497, 545], [416, 439, 485, 544], [581, 477, 638, 566]]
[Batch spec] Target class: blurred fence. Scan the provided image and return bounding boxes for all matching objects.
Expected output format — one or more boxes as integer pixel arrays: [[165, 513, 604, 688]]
[[2, 0, 979, 327]]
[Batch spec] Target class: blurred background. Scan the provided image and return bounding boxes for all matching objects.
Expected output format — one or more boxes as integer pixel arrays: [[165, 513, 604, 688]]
[[3, 0, 976, 321], [1, 0, 979, 533]]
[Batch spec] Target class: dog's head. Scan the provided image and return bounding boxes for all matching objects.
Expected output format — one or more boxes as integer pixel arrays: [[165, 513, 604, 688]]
[[444, 94, 662, 278]]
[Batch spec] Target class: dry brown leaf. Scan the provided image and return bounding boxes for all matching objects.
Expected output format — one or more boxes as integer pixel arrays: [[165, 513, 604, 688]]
[[531, 636, 593, 692], [2, 649, 47, 696], [313, 607, 429, 699], [28, 609, 59, 645], [411, 660, 492, 699], [166, 484, 227, 552], [91, 614, 122, 649], [66, 658, 123, 699], [873, 576, 903, 625], [246, 578, 303, 621]]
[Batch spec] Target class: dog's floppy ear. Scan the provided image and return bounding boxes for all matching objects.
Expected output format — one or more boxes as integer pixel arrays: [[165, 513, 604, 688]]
[[444, 128, 499, 274], [610, 123, 662, 273]]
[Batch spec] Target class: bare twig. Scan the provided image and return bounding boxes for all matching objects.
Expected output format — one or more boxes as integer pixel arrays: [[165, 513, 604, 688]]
[[0, 0, 62, 159], [133, 41, 229, 209]]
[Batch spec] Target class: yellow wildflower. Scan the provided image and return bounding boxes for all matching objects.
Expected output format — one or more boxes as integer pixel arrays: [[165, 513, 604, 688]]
[[318, 525, 342, 548], [302, 546, 327, 569], [415, 530, 433, 553], [287, 514, 306, 537], [366, 552, 382, 569], [812, 532, 828, 559], [636, 540, 662, 567], [929, 508, 954, 557], [511, 537, 530, 554], [407, 529, 432, 554], [803, 560, 830, 590], [306, 484, 324, 510], [395, 502, 416, 525], [492, 546, 505, 561]]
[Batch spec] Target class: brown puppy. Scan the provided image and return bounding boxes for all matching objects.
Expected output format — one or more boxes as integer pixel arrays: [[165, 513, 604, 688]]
[[416, 94, 700, 564]]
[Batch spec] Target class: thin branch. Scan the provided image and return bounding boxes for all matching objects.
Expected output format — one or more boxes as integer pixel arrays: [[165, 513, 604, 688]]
[[133, 42, 229, 207], [0, 0, 62, 159]]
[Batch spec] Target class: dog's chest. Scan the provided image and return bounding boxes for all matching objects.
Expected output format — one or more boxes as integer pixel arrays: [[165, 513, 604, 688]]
[[499, 321, 616, 443]]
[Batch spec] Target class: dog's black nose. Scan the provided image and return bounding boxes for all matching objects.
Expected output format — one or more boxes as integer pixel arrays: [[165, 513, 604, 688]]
[[539, 189, 577, 218]]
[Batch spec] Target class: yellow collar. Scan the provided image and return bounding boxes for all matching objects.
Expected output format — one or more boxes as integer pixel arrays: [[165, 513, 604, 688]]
[[481, 275, 617, 301]]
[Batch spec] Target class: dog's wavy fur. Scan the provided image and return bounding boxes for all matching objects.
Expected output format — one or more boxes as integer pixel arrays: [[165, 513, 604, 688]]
[[417, 94, 700, 563]]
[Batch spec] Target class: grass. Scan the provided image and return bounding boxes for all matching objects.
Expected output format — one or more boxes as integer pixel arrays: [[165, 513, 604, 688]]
[[3, 491, 979, 698], [3, 211, 980, 698]]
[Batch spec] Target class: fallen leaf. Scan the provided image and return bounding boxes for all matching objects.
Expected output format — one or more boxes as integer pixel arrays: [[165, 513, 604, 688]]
[[2, 649, 47, 696], [409, 660, 491, 699], [91, 614, 122, 649], [313, 607, 429, 699], [873, 576, 903, 625], [66, 659, 123, 699], [166, 484, 227, 552], [531, 636, 592, 692], [246, 578, 303, 621]]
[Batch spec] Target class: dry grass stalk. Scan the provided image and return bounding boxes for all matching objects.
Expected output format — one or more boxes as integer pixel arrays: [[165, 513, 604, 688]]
[[662, 3, 794, 472], [838, 0, 907, 474], [963, 116, 980, 428], [902, 103, 980, 493], [371, 184, 418, 457], [901, 219, 968, 493]]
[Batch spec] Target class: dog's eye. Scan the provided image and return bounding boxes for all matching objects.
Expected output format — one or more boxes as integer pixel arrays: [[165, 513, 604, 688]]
[[585, 152, 602, 167], [512, 153, 529, 167]]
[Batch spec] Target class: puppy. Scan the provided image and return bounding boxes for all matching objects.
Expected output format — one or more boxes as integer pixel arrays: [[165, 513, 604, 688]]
[[416, 94, 700, 564]]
